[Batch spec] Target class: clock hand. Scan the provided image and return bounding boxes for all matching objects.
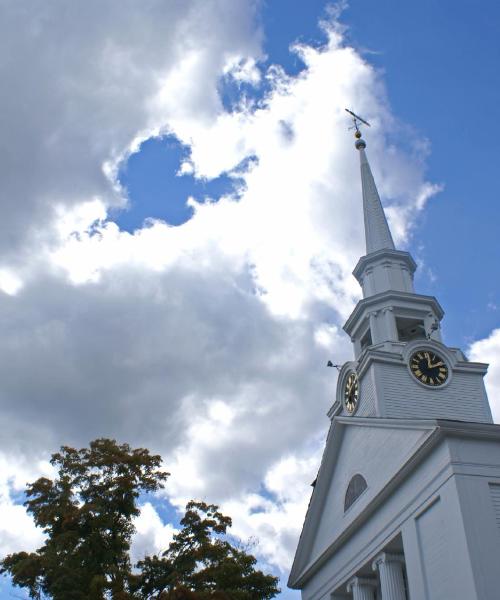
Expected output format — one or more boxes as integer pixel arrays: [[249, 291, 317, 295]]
[[428, 361, 444, 368], [424, 352, 432, 368]]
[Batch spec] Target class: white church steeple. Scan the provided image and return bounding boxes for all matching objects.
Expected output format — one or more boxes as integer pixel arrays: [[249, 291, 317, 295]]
[[289, 111, 497, 600], [350, 131, 417, 300], [333, 118, 491, 425]]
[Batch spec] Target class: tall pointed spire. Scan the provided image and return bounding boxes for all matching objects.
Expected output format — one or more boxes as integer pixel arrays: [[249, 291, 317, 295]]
[[348, 124, 416, 300], [355, 135, 395, 254]]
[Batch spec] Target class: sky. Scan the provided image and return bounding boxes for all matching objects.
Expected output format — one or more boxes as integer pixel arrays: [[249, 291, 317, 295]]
[[0, 1, 500, 598]]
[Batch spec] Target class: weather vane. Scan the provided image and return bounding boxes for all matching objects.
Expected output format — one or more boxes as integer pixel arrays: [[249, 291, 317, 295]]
[[345, 108, 371, 139]]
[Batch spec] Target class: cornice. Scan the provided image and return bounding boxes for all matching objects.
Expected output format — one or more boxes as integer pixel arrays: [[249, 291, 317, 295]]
[[435, 419, 500, 440], [356, 348, 404, 378], [327, 400, 342, 419], [353, 249, 417, 282], [453, 360, 489, 375], [343, 291, 444, 336]]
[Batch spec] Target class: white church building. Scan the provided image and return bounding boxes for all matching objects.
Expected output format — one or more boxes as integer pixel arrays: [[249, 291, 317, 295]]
[[288, 125, 500, 599]]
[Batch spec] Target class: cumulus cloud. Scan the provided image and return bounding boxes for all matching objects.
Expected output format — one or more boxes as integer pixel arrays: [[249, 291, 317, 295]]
[[0, 456, 53, 557], [131, 502, 177, 563], [469, 328, 500, 423], [221, 449, 323, 573], [0, 0, 262, 263], [0, 0, 440, 583]]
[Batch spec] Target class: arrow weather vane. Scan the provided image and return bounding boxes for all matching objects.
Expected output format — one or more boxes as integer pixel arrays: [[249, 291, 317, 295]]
[[345, 108, 371, 139]]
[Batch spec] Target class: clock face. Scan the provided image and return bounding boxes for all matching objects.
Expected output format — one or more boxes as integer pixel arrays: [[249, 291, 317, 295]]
[[410, 350, 449, 386], [344, 372, 359, 414]]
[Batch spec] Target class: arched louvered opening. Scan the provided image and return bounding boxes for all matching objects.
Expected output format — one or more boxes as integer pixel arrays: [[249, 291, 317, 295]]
[[344, 474, 367, 512]]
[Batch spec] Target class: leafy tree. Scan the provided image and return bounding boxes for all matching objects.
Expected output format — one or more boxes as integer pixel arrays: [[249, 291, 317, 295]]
[[134, 501, 279, 600], [1, 441, 280, 600], [0, 438, 168, 600]]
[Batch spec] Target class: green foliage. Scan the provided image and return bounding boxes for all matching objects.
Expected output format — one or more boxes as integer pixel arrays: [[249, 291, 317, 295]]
[[0, 438, 168, 600], [1, 441, 280, 600], [135, 501, 280, 600]]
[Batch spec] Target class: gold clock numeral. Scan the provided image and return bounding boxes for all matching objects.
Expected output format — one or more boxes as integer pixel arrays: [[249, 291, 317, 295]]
[[409, 350, 448, 387], [344, 372, 359, 415]]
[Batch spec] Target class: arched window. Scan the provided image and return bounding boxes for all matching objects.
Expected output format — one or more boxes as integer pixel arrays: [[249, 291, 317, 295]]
[[344, 474, 367, 512]]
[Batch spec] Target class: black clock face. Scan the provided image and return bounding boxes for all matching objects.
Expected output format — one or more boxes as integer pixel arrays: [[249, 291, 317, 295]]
[[344, 372, 359, 414], [410, 350, 449, 386]]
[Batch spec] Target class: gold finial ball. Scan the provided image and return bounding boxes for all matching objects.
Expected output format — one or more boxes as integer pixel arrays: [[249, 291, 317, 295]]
[[355, 130, 362, 139]]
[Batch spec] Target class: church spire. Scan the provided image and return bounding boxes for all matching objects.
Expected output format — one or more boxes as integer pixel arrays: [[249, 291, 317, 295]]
[[355, 135, 396, 254], [344, 111, 417, 302]]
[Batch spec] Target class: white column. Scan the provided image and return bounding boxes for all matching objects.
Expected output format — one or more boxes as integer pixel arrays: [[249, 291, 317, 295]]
[[369, 310, 379, 343], [425, 312, 442, 342], [382, 307, 398, 342], [346, 576, 377, 600], [372, 553, 406, 600]]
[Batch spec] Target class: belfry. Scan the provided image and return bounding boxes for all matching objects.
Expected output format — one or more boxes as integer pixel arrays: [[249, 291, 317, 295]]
[[288, 119, 500, 599]]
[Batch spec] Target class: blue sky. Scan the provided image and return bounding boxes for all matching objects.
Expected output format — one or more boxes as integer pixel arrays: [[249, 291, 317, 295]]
[[0, 2, 500, 599]]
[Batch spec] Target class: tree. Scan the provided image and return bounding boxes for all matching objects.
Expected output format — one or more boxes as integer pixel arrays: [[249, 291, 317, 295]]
[[134, 501, 279, 600], [0, 438, 168, 600], [1, 441, 280, 600]]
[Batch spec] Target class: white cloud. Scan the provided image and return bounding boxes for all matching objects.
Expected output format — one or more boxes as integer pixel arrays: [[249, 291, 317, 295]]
[[0, 0, 262, 263], [469, 328, 500, 423], [0, 269, 23, 296], [46, 24, 438, 322], [0, 456, 53, 557], [0, 2, 441, 581], [223, 56, 262, 85], [0, 501, 45, 558], [131, 502, 177, 563], [221, 449, 323, 573]]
